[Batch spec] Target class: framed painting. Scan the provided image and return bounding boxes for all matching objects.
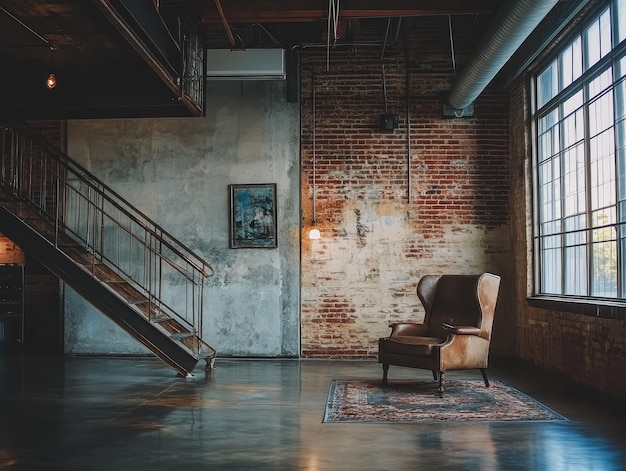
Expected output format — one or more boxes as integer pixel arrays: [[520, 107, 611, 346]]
[[229, 183, 278, 248]]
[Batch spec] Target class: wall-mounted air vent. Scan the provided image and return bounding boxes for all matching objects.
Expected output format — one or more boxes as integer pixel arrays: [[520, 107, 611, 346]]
[[206, 49, 286, 80]]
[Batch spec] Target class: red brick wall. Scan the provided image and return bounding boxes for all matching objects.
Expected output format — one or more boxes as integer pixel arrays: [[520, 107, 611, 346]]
[[300, 17, 512, 358], [0, 235, 26, 265]]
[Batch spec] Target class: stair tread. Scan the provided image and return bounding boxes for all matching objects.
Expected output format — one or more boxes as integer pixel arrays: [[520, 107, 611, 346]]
[[170, 332, 193, 340]]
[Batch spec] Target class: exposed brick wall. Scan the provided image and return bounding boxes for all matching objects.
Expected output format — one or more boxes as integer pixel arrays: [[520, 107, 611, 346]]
[[520, 307, 626, 400], [300, 17, 512, 358], [510, 75, 626, 401], [0, 234, 25, 265]]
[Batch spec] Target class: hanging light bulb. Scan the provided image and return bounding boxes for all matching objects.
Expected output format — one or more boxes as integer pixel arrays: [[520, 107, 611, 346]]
[[46, 73, 56, 89], [46, 44, 58, 89], [309, 226, 321, 240], [308, 69, 321, 241]]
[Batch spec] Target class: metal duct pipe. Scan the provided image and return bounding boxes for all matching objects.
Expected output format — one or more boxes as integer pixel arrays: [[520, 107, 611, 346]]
[[447, 0, 559, 111]]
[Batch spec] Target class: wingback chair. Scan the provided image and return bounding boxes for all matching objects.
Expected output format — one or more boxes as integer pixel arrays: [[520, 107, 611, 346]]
[[378, 273, 501, 396]]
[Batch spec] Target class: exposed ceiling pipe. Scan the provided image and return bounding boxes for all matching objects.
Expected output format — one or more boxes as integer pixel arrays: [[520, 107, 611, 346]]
[[446, 0, 560, 111], [0, 6, 57, 51]]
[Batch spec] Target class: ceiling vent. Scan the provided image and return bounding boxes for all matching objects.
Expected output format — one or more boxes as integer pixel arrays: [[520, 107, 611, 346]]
[[206, 49, 286, 80]]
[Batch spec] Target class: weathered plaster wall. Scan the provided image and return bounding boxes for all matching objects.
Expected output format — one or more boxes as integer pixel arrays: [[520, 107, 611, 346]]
[[65, 81, 300, 357]]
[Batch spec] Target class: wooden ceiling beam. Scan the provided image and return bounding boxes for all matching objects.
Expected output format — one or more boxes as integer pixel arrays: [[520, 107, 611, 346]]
[[214, 0, 236, 47], [200, 0, 497, 24]]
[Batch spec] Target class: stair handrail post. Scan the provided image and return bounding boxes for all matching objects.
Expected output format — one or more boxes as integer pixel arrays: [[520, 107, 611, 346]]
[[55, 165, 60, 248]]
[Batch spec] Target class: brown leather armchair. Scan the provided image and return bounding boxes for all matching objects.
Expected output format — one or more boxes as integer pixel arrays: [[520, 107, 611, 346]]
[[378, 273, 501, 395]]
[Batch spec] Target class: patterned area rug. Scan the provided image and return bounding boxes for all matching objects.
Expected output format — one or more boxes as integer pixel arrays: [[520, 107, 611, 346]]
[[323, 379, 567, 423]]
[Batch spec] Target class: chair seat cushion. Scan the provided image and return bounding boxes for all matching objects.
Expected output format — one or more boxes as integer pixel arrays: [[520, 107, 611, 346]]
[[380, 335, 445, 357]]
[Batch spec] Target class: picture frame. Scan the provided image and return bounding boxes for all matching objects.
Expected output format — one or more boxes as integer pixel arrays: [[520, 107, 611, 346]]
[[229, 183, 278, 248]]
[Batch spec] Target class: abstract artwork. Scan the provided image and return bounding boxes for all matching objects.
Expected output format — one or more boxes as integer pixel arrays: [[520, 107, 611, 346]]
[[229, 183, 277, 248]]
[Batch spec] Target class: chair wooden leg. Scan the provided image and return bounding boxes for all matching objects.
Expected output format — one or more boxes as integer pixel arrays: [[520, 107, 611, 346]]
[[438, 371, 444, 397], [432, 370, 438, 381], [382, 364, 389, 386], [480, 368, 490, 387]]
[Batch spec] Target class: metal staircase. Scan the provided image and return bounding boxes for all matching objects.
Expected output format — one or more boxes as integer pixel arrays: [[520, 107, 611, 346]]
[[0, 123, 216, 376]]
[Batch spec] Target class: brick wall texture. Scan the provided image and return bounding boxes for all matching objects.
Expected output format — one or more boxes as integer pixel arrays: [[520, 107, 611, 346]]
[[299, 17, 513, 358], [0, 234, 25, 265]]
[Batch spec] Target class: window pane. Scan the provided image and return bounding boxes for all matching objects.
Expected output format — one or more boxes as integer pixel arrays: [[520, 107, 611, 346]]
[[563, 143, 586, 216], [539, 108, 558, 134], [561, 36, 583, 89], [562, 89, 584, 116], [562, 108, 584, 149], [620, 203, 626, 294], [539, 126, 559, 161], [618, 55, 626, 80], [541, 235, 562, 294], [591, 209, 617, 296], [564, 214, 587, 296], [538, 60, 558, 108], [588, 67, 613, 100], [617, 71, 626, 204], [585, 8, 611, 70], [589, 128, 616, 211], [618, 0, 626, 43], [592, 240, 617, 296], [588, 90, 614, 138], [565, 244, 587, 295], [539, 111, 560, 162], [539, 158, 562, 224]]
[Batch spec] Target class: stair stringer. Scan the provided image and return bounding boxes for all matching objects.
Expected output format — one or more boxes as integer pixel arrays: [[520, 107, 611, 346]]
[[0, 204, 200, 376]]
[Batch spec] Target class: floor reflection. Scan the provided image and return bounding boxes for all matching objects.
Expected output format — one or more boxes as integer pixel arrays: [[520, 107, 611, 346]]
[[0, 355, 623, 470]]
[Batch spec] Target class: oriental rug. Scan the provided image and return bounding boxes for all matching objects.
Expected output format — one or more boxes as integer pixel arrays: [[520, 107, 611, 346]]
[[323, 379, 567, 423]]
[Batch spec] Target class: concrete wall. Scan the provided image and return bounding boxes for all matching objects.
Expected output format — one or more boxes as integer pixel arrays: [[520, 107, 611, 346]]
[[65, 81, 301, 357]]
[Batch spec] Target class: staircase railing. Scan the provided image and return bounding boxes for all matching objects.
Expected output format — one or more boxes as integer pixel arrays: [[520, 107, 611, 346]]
[[0, 123, 213, 357]]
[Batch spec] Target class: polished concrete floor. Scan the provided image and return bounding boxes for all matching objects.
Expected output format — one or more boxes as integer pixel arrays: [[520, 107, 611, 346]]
[[0, 355, 624, 470]]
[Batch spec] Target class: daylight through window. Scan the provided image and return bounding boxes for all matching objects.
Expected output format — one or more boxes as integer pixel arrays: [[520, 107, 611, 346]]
[[534, 0, 626, 298]]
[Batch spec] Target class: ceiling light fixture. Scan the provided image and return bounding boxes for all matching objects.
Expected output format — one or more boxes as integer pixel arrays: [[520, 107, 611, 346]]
[[46, 73, 56, 89], [0, 7, 59, 90], [309, 70, 320, 240], [46, 44, 58, 89]]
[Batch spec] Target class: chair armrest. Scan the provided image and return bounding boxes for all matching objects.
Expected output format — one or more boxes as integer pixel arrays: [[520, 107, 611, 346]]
[[389, 322, 429, 337], [442, 324, 481, 336]]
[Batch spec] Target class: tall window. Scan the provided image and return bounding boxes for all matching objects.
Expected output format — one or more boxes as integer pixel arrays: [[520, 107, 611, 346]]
[[534, 0, 626, 299]]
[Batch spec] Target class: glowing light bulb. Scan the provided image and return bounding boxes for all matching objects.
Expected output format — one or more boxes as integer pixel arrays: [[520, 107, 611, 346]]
[[46, 73, 56, 89], [308, 228, 321, 240]]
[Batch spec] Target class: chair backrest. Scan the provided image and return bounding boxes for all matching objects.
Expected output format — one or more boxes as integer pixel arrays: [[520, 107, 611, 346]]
[[417, 273, 501, 340]]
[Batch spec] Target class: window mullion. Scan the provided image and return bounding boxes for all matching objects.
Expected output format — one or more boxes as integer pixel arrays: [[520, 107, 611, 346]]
[[614, 61, 625, 297], [583, 83, 593, 297]]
